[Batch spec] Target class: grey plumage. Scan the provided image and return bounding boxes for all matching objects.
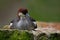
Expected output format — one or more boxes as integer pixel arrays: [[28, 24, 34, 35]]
[[10, 15, 37, 30]]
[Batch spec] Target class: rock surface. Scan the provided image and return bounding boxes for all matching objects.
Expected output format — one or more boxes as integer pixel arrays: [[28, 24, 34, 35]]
[[36, 21, 60, 30]]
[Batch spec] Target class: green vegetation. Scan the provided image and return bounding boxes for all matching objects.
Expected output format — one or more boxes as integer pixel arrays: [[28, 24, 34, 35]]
[[37, 33, 48, 40], [0, 30, 34, 40], [37, 33, 60, 40], [0, 30, 60, 40], [49, 33, 60, 40]]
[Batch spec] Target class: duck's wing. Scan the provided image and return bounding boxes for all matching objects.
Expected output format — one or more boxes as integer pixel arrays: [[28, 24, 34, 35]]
[[9, 18, 19, 29], [29, 17, 37, 29], [9, 20, 14, 29]]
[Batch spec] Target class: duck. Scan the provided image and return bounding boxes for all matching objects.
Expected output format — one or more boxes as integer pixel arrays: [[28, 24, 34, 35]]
[[9, 8, 37, 30]]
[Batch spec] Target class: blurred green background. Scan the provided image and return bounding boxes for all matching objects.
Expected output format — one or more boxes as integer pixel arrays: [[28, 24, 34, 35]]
[[0, 0, 60, 27]]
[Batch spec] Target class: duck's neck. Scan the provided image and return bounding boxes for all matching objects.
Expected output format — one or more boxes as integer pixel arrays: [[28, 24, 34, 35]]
[[20, 16, 26, 20]]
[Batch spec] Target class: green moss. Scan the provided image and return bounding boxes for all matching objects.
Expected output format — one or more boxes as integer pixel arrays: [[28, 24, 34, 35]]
[[37, 33, 60, 40], [0, 30, 60, 40], [37, 33, 48, 40], [0, 30, 34, 40], [49, 33, 60, 40]]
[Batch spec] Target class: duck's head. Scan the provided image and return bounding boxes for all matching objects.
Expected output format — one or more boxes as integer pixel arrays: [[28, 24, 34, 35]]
[[17, 8, 28, 18]]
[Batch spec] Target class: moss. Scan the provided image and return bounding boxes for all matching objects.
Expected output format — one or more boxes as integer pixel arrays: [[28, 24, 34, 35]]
[[49, 33, 60, 40], [36, 33, 60, 40], [0, 29, 60, 40], [37, 33, 48, 40], [0, 30, 34, 40]]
